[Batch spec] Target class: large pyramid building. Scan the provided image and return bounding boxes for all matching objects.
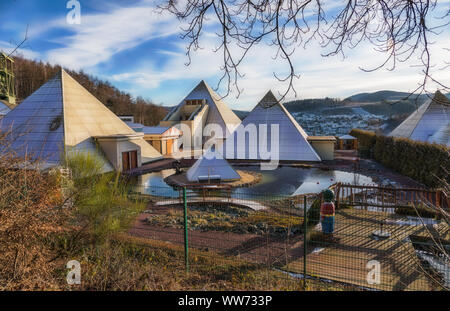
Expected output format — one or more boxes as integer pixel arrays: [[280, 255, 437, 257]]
[[221, 91, 321, 162], [0, 69, 162, 171], [186, 147, 240, 182], [160, 80, 241, 150], [389, 91, 450, 147]]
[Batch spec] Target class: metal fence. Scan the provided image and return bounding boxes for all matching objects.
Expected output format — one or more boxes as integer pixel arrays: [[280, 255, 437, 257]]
[[129, 183, 449, 291]]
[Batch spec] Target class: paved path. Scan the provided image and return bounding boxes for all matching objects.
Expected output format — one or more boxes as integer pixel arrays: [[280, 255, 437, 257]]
[[155, 197, 269, 211]]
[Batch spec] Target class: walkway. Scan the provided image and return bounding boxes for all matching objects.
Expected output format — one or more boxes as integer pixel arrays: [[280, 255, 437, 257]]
[[126, 158, 176, 175]]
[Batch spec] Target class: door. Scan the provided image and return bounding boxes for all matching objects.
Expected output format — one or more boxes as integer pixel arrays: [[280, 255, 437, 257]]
[[122, 152, 130, 171], [166, 139, 173, 155], [122, 150, 138, 171], [130, 150, 138, 169]]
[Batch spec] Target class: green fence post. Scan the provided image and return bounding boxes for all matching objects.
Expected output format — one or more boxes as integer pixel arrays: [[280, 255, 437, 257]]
[[183, 187, 189, 273], [303, 195, 307, 290]]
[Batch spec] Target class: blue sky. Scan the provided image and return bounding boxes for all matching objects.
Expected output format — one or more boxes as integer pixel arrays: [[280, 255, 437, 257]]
[[1, 0, 449, 110]]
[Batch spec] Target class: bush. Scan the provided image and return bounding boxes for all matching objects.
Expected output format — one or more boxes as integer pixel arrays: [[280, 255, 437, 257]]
[[350, 129, 376, 153], [65, 152, 145, 240], [350, 129, 449, 187]]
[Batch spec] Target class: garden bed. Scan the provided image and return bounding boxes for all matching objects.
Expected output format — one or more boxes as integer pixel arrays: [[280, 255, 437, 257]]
[[144, 203, 304, 236]]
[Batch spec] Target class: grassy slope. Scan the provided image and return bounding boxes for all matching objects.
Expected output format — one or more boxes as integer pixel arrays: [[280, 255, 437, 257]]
[[56, 233, 351, 291]]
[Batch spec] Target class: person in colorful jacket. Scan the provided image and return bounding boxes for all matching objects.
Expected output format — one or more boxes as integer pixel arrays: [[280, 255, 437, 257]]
[[320, 189, 336, 241]]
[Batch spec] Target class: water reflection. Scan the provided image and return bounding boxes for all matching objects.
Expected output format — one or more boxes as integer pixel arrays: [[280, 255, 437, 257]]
[[133, 166, 375, 198], [232, 166, 374, 197]]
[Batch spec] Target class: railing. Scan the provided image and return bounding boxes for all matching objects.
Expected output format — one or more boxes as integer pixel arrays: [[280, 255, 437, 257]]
[[334, 182, 450, 211], [178, 183, 233, 204], [162, 104, 180, 121]]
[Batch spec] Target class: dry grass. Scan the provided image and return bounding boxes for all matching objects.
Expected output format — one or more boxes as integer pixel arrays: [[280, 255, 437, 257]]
[[60, 233, 348, 291], [0, 136, 74, 290]]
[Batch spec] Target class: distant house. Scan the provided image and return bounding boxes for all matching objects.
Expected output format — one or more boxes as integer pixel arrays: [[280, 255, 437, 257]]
[[389, 91, 450, 147], [337, 134, 358, 150], [0, 69, 162, 172], [159, 80, 241, 150]]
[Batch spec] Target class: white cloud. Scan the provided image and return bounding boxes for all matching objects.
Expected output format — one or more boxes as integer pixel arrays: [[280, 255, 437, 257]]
[[18, 0, 449, 110], [113, 26, 450, 110], [43, 0, 179, 69]]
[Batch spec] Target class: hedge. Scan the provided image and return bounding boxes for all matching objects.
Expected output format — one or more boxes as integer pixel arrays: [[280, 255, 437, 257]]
[[349, 129, 449, 188], [350, 129, 376, 152]]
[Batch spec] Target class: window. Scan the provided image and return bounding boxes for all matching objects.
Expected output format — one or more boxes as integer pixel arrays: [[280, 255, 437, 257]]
[[185, 99, 205, 105]]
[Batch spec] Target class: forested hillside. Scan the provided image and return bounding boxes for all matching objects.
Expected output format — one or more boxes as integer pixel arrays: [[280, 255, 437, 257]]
[[284, 97, 342, 113], [13, 56, 167, 126]]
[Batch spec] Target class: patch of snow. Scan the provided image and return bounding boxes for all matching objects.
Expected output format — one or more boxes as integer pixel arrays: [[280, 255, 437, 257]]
[[385, 216, 440, 226], [416, 250, 450, 288], [312, 247, 325, 254]]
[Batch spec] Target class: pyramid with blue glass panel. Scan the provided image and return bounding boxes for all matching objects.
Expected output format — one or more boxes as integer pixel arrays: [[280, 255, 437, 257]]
[[0, 69, 161, 170]]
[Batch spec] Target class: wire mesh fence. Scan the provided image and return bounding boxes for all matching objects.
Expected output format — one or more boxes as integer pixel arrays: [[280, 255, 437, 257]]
[[128, 183, 449, 291]]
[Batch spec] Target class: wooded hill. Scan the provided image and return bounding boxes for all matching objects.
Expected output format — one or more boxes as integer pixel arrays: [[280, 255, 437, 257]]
[[12, 55, 167, 126]]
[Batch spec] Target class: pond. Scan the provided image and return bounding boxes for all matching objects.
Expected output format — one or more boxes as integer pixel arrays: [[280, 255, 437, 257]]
[[131, 165, 375, 198]]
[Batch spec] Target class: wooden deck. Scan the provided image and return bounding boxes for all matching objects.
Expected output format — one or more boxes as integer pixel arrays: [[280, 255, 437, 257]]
[[284, 209, 448, 291], [126, 158, 176, 175], [155, 197, 269, 211]]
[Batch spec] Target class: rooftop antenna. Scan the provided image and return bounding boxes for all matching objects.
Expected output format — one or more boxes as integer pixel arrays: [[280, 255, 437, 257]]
[[7, 25, 29, 58]]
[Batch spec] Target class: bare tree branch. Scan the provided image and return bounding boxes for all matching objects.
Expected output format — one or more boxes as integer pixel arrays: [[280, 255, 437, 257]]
[[159, 0, 450, 100]]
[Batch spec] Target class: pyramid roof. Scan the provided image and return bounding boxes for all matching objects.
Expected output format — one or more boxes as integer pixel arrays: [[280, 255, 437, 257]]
[[0, 69, 162, 170], [186, 147, 240, 182], [221, 91, 321, 161], [389, 91, 450, 146], [164, 80, 241, 138]]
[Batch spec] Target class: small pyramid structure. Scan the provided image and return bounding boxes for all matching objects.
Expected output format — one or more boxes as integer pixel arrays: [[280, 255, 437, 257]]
[[162, 80, 241, 139], [186, 147, 240, 182], [389, 91, 450, 146], [221, 91, 321, 161], [0, 69, 162, 170]]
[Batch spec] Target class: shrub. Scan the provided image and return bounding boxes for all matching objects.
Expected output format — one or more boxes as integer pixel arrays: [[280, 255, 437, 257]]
[[349, 129, 376, 152], [351, 129, 450, 187]]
